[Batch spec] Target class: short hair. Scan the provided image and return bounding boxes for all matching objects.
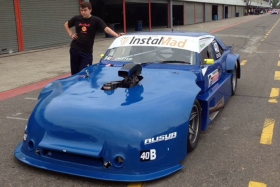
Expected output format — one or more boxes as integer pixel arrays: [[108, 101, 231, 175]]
[[80, 2, 92, 10]]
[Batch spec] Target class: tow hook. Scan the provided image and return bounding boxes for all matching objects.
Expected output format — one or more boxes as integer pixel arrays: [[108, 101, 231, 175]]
[[103, 161, 112, 169]]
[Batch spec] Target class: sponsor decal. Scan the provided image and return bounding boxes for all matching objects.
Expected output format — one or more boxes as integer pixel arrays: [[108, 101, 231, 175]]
[[200, 43, 206, 49], [208, 69, 220, 86], [115, 57, 133, 61], [144, 132, 177, 145], [140, 149, 156, 162], [119, 36, 187, 48], [104, 56, 112, 60], [120, 37, 131, 45], [103, 56, 133, 61], [109, 35, 215, 53]]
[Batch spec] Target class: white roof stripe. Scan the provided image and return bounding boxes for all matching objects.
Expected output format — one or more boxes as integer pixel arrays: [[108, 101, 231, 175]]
[[108, 35, 215, 53]]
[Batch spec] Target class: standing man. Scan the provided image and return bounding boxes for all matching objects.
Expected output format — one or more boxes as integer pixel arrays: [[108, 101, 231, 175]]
[[64, 2, 123, 75]]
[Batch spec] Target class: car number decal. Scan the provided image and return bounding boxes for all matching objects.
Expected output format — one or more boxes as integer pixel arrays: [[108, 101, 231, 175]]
[[140, 149, 156, 162]]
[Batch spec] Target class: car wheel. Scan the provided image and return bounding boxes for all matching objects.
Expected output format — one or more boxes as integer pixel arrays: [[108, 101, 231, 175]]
[[187, 100, 202, 153], [231, 65, 237, 95]]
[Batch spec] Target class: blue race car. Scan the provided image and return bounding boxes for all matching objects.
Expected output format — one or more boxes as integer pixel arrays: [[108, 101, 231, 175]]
[[14, 32, 241, 182]]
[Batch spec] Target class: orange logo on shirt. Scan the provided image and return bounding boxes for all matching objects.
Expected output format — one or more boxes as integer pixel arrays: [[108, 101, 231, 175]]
[[82, 26, 87, 32]]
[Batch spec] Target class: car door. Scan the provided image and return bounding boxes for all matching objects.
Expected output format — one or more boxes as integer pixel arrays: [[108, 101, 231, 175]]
[[197, 39, 228, 127], [200, 41, 223, 91]]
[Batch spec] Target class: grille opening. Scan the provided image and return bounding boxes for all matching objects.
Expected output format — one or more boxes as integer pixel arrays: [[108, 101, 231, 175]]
[[42, 149, 103, 167]]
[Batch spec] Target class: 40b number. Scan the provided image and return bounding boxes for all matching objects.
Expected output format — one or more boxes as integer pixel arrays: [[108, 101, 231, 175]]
[[140, 149, 156, 162]]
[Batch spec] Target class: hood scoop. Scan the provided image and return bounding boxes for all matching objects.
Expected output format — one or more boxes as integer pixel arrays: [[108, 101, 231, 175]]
[[102, 63, 143, 91]]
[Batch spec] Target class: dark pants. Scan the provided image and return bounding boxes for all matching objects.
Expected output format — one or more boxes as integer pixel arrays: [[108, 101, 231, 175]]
[[70, 47, 93, 75]]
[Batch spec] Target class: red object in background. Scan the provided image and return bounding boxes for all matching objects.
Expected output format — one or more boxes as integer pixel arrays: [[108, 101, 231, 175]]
[[14, 0, 24, 52]]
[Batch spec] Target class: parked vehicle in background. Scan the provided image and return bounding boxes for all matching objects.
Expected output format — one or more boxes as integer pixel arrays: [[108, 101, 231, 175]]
[[271, 9, 279, 14]]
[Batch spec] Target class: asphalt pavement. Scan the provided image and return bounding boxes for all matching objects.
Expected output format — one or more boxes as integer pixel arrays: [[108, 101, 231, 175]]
[[2, 13, 280, 187]]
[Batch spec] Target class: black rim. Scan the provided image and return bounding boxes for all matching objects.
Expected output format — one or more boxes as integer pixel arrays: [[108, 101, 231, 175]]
[[189, 105, 199, 144]]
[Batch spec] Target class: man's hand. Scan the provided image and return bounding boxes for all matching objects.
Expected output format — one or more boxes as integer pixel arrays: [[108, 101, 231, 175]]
[[70, 33, 78, 40], [118, 33, 125, 37]]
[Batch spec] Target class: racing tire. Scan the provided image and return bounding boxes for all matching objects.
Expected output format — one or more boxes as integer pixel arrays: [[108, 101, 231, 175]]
[[187, 100, 202, 153], [231, 65, 237, 95]]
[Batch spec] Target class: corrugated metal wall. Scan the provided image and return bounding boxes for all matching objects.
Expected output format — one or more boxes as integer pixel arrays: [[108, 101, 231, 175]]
[[0, 1, 18, 54], [195, 3, 204, 23], [185, 2, 194, 25], [218, 5, 223, 20], [205, 4, 212, 22], [20, 0, 79, 50]]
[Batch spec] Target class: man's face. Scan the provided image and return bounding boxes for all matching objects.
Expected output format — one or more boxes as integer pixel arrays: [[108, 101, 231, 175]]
[[80, 7, 92, 18]]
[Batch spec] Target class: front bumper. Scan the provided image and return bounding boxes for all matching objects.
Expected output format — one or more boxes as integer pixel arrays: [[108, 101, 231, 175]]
[[14, 142, 182, 182]]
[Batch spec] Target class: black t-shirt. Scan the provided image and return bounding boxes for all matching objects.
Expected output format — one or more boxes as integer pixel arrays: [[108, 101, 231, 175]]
[[68, 15, 107, 53]]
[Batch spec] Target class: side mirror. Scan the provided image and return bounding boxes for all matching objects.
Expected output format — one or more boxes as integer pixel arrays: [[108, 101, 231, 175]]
[[204, 59, 214, 65], [100, 54, 104, 59]]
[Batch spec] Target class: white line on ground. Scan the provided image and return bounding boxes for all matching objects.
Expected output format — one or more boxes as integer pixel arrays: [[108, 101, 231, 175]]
[[214, 34, 251, 38], [24, 97, 37, 100], [6, 116, 28, 121]]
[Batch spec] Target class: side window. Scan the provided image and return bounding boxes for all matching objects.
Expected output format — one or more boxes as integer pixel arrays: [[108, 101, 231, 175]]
[[200, 44, 214, 64], [207, 45, 214, 59], [212, 40, 224, 59]]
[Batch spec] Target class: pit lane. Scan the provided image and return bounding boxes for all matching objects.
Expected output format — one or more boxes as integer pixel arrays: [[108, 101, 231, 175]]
[[1, 14, 280, 187]]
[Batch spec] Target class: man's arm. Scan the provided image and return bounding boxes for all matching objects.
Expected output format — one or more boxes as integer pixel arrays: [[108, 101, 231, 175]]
[[64, 21, 77, 40], [104, 27, 125, 38]]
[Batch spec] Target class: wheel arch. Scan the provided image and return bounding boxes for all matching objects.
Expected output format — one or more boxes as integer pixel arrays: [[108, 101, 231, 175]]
[[226, 54, 241, 79], [196, 98, 208, 132]]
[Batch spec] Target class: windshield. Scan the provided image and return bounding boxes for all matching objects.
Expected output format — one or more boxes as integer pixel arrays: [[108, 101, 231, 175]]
[[103, 46, 196, 65]]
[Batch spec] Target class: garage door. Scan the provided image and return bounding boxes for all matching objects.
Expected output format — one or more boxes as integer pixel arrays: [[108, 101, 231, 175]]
[[205, 4, 212, 22], [218, 5, 223, 20], [195, 3, 204, 23], [228, 5, 232, 18], [237, 6, 244, 16], [0, 1, 18, 54], [185, 2, 194, 25], [232, 6, 236, 17], [20, 0, 79, 50]]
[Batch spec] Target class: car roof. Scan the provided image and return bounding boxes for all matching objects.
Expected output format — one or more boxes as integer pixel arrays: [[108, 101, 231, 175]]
[[126, 31, 215, 38]]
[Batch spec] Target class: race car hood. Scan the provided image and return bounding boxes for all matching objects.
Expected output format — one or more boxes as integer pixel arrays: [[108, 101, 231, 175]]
[[15, 64, 201, 181]]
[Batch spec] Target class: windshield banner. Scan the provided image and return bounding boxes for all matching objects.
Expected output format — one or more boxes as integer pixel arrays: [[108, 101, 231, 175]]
[[108, 35, 215, 52]]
